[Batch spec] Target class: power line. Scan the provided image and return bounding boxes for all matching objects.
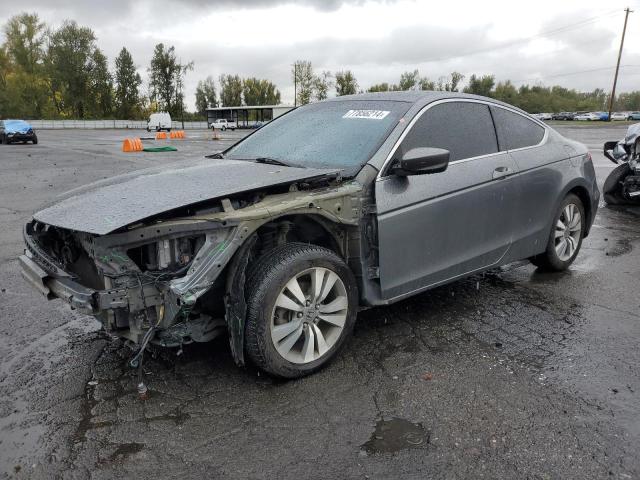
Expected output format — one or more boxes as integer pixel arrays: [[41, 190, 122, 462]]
[[421, 9, 622, 65], [511, 64, 640, 84]]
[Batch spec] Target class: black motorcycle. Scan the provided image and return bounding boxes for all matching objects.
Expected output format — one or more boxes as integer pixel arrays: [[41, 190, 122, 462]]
[[603, 123, 640, 205]]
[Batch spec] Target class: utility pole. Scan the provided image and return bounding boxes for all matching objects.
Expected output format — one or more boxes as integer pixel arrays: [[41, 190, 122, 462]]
[[293, 62, 298, 107], [608, 7, 632, 121]]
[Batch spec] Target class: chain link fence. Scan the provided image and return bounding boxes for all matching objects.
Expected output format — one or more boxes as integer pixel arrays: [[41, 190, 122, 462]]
[[27, 120, 209, 130]]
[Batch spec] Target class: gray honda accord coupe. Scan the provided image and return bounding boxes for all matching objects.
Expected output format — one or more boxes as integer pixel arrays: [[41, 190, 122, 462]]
[[20, 92, 599, 378]]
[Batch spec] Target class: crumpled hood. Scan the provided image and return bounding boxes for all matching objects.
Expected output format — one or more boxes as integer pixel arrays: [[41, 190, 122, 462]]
[[33, 156, 340, 235]]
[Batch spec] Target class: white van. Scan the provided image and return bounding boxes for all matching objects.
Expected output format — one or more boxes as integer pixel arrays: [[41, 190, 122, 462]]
[[147, 112, 172, 132]]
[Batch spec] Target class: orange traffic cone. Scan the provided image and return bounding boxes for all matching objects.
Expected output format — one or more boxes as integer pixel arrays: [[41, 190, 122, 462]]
[[156, 131, 167, 140], [122, 137, 143, 152]]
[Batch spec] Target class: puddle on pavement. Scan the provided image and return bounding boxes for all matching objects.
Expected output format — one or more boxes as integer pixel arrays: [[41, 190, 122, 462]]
[[605, 237, 633, 257], [361, 417, 430, 455], [106, 442, 144, 462]]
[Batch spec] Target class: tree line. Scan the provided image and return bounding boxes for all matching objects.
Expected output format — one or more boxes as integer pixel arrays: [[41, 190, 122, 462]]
[[2, 12, 640, 121], [0, 13, 282, 120], [292, 62, 640, 113]]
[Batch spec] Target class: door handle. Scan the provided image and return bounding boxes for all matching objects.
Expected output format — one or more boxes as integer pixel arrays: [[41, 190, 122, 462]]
[[492, 166, 513, 180]]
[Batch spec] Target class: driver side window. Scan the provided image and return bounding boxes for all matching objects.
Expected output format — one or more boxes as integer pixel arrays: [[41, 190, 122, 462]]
[[400, 102, 498, 161]]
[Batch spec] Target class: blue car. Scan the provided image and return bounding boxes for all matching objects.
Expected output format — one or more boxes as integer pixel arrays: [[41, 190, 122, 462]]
[[0, 119, 38, 144], [596, 112, 609, 121]]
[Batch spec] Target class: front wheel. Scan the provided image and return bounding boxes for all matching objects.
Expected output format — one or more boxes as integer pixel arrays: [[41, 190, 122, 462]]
[[245, 243, 358, 378], [32, 135, 38, 145], [603, 163, 631, 205], [530, 194, 585, 271]]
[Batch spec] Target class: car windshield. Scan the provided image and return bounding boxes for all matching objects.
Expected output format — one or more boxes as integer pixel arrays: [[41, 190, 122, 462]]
[[225, 100, 410, 174], [5, 120, 31, 130]]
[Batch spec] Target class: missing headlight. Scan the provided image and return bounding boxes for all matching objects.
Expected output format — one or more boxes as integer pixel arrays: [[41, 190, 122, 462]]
[[127, 236, 205, 273]]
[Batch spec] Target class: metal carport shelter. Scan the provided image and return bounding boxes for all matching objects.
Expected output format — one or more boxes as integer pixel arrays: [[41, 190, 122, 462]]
[[206, 105, 294, 128]]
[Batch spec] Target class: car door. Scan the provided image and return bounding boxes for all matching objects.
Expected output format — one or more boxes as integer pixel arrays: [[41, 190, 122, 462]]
[[375, 100, 519, 300], [489, 106, 565, 260]]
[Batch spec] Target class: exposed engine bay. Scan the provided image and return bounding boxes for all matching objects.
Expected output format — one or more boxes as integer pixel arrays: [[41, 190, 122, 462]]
[[21, 177, 366, 367]]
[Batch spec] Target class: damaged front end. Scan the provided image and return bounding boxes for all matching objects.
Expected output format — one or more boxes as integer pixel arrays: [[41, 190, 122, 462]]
[[19, 179, 363, 366]]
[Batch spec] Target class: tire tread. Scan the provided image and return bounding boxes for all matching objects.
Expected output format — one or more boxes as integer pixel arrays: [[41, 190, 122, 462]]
[[244, 242, 356, 378]]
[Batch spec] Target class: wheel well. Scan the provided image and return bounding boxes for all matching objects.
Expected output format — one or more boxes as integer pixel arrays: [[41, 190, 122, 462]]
[[567, 186, 592, 235], [254, 215, 344, 259]]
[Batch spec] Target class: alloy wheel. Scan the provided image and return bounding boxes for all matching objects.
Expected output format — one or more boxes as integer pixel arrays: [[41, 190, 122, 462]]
[[270, 267, 348, 364], [554, 203, 582, 261]]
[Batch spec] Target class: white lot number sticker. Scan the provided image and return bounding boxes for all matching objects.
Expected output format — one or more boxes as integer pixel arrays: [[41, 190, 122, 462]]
[[343, 109, 390, 120]]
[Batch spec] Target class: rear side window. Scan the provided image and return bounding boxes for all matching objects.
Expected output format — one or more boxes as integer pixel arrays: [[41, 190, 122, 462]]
[[400, 102, 498, 162], [491, 107, 545, 150]]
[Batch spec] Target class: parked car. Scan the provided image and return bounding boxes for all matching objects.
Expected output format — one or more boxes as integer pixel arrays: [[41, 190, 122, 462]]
[[19, 92, 599, 378], [611, 112, 629, 121], [596, 112, 610, 121], [147, 112, 171, 132], [210, 119, 237, 131], [627, 112, 640, 121], [552, 112, 575, 121], [574, 112, 600, 121], [533, 112, 552, 120], [0, 119, 38, 144]]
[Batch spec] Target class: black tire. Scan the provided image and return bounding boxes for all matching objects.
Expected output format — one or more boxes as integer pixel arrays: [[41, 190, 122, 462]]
[[530, 193, 585, 271], [603, 163, 631, 205], [222, 126, 226, 131], [1, 135, 6, 145], [245, 243, 358, 378], [32, 135, 38, 145]]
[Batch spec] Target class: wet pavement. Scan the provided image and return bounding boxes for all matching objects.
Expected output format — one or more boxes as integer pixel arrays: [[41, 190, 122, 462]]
[[0, 126, 639, 479]]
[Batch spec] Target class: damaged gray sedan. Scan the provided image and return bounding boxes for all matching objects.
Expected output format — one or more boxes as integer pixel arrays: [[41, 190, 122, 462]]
[[20, 92, 599, 378]]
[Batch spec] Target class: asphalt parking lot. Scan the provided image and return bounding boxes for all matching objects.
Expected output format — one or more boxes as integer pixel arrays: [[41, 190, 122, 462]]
[[1, 125, 639, 479]]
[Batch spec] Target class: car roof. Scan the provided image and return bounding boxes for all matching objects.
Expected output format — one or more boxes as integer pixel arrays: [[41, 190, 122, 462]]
[[324, 90, 528, 114]]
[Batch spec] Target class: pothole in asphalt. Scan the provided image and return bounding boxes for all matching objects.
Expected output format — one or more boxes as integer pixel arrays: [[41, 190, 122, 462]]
[[360, 417, 430, 455]]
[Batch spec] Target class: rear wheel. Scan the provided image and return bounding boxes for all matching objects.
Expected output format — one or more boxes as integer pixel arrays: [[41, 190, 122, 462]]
[[245, 243, 358, 378], [530, 193, 584, 271]]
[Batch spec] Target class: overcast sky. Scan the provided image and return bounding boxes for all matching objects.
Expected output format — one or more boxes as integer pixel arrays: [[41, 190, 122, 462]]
[[2, 0, 640, 110]]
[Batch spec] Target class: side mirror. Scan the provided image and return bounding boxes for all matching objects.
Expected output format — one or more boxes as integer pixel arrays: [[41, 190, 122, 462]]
[[390, 147, 450, 176]]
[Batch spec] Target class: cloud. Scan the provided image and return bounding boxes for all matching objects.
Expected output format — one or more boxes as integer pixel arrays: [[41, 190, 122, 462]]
[[1, 0, 637, 109]]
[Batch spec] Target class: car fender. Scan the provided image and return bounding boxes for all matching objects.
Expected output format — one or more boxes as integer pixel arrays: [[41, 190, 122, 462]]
[[547, 176, 597, 240]]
